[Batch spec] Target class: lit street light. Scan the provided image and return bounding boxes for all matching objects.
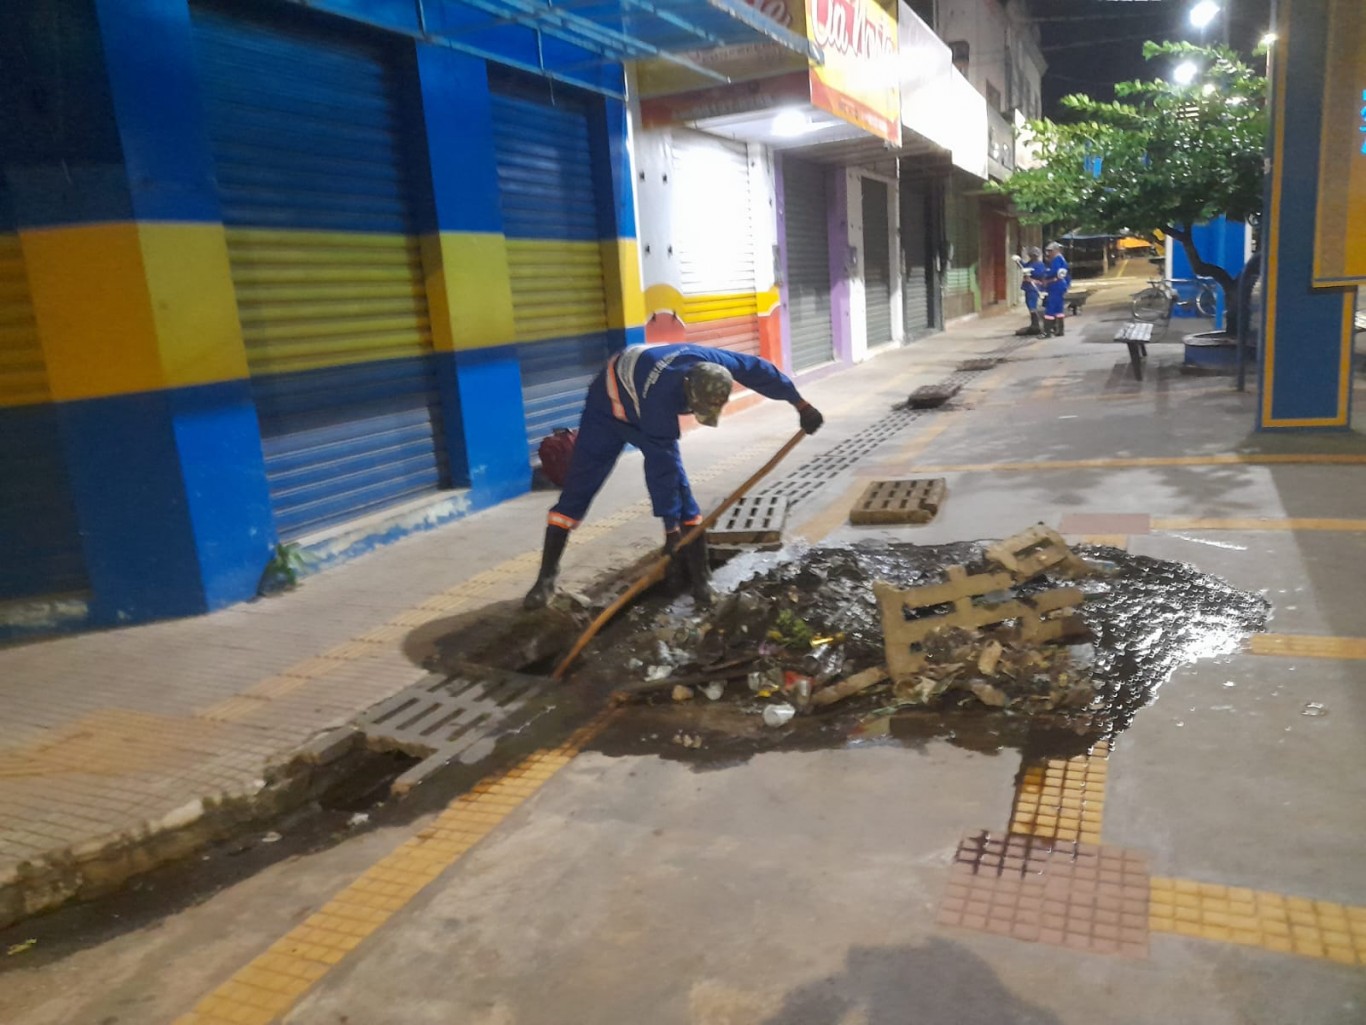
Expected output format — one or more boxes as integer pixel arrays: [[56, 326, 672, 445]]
[[1173, 61, 1200, 85], [1260, 32, 1278, 47], [1190, 1, 1221, 29]]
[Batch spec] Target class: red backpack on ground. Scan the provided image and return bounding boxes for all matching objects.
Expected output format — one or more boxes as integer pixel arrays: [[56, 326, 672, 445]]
[[537, 428, 578, 488]]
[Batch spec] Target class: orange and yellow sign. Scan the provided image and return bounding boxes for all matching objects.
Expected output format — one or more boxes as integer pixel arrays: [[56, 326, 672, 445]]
[[806, 0, 901, 146], [1312, 0, 1366, 285]]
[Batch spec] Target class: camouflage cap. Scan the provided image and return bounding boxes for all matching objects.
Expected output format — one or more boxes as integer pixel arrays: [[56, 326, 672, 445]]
[[683, 362, 733, 427]]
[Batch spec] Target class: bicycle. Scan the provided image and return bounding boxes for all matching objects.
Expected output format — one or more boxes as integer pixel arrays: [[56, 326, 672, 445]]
[[1131, 277, 1218, 322]]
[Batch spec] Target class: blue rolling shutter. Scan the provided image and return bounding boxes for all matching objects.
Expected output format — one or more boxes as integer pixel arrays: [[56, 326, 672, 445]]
[[489, 77, 612, 459], [192, 6, 446, 541], [0, 232, 88, 601]]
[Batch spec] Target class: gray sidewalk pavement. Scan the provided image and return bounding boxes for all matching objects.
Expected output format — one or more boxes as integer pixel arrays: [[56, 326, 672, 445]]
[[0, 302, 1033, 926], [4, 281, 1366, 1025]]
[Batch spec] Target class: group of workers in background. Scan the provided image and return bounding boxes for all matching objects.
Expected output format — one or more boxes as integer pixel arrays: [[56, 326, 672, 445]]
[[1017, 240, 1070, 337]]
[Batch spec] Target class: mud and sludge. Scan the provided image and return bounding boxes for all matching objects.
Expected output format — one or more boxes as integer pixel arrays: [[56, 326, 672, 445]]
[[544, 539, 1272, 767]]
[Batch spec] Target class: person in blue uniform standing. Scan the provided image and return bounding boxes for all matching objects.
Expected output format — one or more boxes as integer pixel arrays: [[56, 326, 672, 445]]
[[523, 344, 824, 611], [1041, 240, 1070, 336], [1015, 247, 1046, 336]]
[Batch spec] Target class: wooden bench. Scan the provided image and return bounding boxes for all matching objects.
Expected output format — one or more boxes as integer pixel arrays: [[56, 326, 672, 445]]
[[1115, 321, 1154, 380]]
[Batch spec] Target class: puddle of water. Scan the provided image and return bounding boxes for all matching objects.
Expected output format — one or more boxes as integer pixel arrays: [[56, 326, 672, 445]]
[[581, 541, 1270, 767]]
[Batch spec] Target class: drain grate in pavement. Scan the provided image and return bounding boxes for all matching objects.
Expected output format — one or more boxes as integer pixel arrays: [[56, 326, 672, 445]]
[[850, 478, 947, 525], [352, 663, 548, 793], [709, 494, 789, 548], [754, 337, 1029, 515]]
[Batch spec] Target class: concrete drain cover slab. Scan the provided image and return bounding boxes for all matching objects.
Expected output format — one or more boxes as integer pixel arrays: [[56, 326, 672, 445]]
[[353, 662, 547, 794], [850, 478, 946, 525], [907, 383, 961, 409], [957, 357, 1001, 372], [708, 494, 789, 549]]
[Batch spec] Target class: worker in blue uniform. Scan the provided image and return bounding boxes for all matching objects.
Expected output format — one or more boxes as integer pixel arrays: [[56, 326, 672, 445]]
[[1041, 240, 1070, 336], [1014, 246, 1046, 336], [523, 344, 824, 611]]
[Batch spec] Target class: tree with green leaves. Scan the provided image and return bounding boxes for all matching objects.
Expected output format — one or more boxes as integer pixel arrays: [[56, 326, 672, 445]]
[[999, 41, 1267, 333]]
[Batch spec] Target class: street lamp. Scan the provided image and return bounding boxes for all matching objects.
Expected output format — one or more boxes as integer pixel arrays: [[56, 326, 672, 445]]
[[1190, 1, 1221, 30], [1173, 61, 1200, 85]]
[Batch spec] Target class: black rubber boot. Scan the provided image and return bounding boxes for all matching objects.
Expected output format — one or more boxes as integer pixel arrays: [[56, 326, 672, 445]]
[[1031, 312, 1045, 336], [683, 534, 715, 607], [1056, 317, 1066, 337], [522, 525, 569, 610]]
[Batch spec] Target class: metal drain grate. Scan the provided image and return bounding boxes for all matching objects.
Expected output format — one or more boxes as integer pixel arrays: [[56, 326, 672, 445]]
[[709, 494, 789, 547], [753, 337, 1028, 514], [354, 663, 548, 793], [850, 478, 947, 525]]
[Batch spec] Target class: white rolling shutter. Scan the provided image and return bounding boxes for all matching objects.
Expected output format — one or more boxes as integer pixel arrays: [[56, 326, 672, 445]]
[[672, 131, 760, 355]]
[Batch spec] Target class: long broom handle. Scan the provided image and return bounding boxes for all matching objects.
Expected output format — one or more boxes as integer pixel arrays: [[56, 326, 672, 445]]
[[551, 429, 807, 681]]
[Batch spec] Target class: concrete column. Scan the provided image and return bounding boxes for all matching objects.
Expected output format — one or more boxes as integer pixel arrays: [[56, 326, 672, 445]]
[[412, 44, 528, 503], [6, 0, 274, 624], [1257, 0, 1357, 430]]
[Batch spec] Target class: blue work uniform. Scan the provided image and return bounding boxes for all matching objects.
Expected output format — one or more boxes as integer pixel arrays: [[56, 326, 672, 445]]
[[1043, 253, 1070, 318], [1022, 259, 1046, 311], [548, 344, 801, 532]]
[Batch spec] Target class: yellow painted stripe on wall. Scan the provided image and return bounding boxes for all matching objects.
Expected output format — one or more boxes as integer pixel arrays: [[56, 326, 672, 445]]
[[421, 231, 516, 352], [506, 239, 609, 344], [22, 222, 248, 402], [226, 227, 432, 377], [1153, 517, 1366, 533], [644, 283, 782, 325], [0, 233, 51, 407], [602, 238, 646, 331], [1248, 634, 1366, 659]]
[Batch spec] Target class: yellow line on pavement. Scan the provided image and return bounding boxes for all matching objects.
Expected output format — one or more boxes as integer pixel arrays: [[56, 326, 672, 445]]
[[1149, 877, 1366, 965], [916, 453, 1366, 474], [173, 712, 613, 1025], [1248, 634, 1366, 659], [1153, 517, 1366, 532]]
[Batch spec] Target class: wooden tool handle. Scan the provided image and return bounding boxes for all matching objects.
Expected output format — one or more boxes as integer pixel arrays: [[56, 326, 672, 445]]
[[551, 429, 807, 681]]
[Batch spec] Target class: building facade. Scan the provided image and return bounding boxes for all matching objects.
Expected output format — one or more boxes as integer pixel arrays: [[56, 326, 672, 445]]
[[1, 0, 1040, 637]]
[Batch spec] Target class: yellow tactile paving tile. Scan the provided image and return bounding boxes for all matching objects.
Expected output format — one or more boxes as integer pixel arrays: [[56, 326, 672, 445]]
[[1149, 878, 1366, 965], [1152, 517, 1366, 532], [1009, 741, 1110, 844], [1248, 634, 1366, 660], [172, 712, 612, 1025]]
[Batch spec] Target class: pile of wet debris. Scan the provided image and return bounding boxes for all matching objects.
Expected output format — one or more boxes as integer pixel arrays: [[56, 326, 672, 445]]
[[577, 524, 1269, 747]]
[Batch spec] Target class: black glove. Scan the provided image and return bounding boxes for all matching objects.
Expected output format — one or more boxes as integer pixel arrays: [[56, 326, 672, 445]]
[[796, 400, 824, 435]]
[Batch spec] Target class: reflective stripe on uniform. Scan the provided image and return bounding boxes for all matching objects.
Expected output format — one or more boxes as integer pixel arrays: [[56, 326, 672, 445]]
[[604, 354, 628, 422], [548, 512, 580, 530]]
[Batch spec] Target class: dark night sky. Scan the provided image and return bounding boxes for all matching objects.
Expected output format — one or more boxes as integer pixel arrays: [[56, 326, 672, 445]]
[[1029, 0, 1273, 115]]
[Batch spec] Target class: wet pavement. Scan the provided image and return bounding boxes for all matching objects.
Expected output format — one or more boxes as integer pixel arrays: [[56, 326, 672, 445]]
[[3, 285, 1365, 1025], [582, 540, 1268, 767]]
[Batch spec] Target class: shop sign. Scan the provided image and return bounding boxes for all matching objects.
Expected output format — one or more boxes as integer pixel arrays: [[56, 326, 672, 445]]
[[806, 0, 901, 145]]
